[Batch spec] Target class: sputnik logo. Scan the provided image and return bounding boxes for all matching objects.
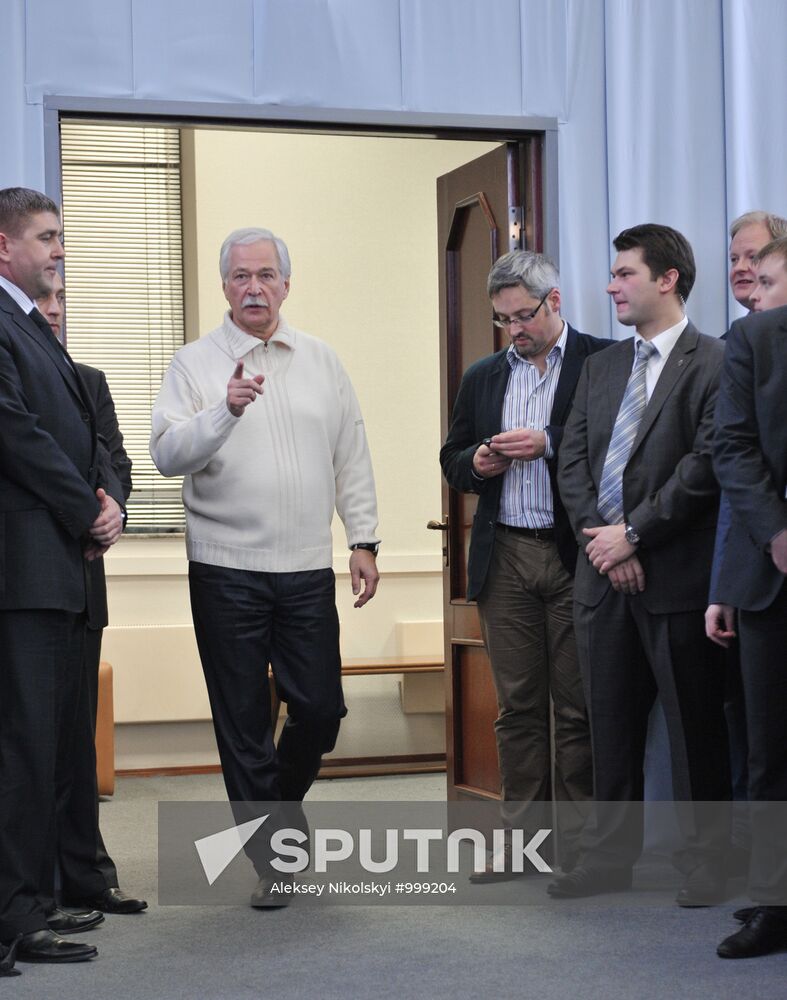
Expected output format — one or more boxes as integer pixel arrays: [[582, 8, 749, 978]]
[[194, 815, 268, 885]]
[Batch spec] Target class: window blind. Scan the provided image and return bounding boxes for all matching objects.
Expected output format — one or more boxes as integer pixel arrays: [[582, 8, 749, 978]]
[[60, 121, 185, 531]]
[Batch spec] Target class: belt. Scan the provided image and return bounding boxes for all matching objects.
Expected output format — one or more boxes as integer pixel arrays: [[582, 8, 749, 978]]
[[496, 522, 555, 541]]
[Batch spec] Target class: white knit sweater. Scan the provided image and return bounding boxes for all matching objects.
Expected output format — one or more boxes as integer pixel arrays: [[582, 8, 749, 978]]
[[150, 313, 379, 572]]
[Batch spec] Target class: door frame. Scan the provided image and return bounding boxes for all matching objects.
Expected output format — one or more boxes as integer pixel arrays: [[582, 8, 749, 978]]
[[42, 96, 559, 265]]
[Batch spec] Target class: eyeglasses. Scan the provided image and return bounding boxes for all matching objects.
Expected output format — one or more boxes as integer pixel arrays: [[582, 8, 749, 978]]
[[492, 289, 552, 329]]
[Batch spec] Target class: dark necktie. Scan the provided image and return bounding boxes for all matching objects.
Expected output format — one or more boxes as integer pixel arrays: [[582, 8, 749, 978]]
[[29, 306, 74, 370]]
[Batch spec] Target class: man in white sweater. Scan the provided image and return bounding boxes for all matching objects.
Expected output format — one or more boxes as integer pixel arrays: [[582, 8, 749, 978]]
[[150, 228, 380, 906]]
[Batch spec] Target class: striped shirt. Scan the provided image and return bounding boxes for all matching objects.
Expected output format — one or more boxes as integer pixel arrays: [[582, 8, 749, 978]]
[[498, 321, 567, 529]]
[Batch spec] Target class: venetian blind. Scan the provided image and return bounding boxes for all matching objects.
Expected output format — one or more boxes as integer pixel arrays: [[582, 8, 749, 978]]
[[60, 121, 185, 531]]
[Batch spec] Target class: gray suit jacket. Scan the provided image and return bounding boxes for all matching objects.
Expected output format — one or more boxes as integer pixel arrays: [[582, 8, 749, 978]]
[[558, 322, 724, 614]]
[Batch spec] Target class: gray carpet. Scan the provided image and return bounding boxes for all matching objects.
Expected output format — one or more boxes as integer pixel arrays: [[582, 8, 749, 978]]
[[10, 773, 786, 998]]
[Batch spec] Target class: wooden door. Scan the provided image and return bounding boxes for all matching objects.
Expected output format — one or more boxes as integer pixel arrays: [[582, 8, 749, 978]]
[[435, 138, 545, 802]]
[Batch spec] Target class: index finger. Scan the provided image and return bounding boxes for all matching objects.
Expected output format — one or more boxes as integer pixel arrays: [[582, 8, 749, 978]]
[[232, 360, 244, 380]]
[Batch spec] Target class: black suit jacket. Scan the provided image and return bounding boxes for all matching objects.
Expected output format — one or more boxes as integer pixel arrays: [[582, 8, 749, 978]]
[[77, 363, 132, 629], [558, 321, 724, 614], [712, 307, 787, 611], [440, 324, 612, 600], [0, 287, 121, 611]]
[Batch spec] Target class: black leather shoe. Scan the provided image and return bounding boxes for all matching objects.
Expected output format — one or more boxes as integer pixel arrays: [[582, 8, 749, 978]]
[[16, 929, 97, 964], [46, 907, 104, 934], [0, 935, 22, 977], [734, 906, 756, 924], [547, 865, 632, 899], [717, 907, 787, 959], [68, 888, 148, 914], [676, 864, 727, 907], [250, 874, 291, 908]]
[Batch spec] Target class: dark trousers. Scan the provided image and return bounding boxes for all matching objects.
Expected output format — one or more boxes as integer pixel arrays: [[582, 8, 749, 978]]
[[189, 562, 346, 817], [0, 610, 85, 940], [56, 626, 119, 901], [574, 589, 731, 873], [739, 580, 787, 905]]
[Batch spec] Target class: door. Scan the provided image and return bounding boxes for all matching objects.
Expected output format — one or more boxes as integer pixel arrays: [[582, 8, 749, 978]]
[[435, 138, 545, 802]]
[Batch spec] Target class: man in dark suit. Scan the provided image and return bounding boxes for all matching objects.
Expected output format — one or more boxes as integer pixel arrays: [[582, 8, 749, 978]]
[[35, 273, 147, 916], [551, 224, 730, 904], [709, 289, 787, 959], [440, 250, 611, 876], [0, 188, 125, 968], [708, 216, 787, 838]]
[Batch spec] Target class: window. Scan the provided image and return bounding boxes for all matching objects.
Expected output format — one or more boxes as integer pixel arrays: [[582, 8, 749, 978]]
[[60, 121, 185, 531]]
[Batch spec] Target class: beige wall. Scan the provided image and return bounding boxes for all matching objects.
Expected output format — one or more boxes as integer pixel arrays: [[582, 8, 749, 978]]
[[103, 129, 500, 766], [186, 128, 500, 558]]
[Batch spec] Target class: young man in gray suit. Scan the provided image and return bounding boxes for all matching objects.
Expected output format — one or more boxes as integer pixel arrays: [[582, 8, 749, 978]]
[[551, 224, 730, 904]]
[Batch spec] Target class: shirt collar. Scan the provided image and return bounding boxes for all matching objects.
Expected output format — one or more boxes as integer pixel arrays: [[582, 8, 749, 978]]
[[222, 310, 296, 357], [506, 319, 568, 369], [0, 275, 35, 315], [635, 315, 688, 360]]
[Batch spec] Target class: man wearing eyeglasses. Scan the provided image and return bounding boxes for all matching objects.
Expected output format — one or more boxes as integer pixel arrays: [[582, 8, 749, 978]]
[[440, 250, 611, 878]]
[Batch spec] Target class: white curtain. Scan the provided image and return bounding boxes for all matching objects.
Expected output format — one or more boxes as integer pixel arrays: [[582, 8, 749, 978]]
[[8, 0, 787, 337], [0, 0, 43, 189], [722, 0, 787, 320]]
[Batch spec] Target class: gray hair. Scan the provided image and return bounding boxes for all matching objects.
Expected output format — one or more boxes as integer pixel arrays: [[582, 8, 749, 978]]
[[729, 211, 787, 241], [219, 227, 291, 281], [0, 187, 60, 237], [487, 250, 560, 299]]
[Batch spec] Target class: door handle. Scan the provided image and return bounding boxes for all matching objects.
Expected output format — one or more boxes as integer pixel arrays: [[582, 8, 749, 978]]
[[427, 518, 449, 567]]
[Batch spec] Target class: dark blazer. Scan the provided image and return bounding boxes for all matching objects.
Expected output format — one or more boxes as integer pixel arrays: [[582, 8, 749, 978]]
[[712, 307, 787, 611], [440, 324, 612, 600], [558, 322, 724, 614], [77, 363, 133, 629], [0, 287, 104, 611]]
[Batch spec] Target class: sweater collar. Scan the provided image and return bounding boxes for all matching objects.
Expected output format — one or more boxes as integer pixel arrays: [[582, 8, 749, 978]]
[[222, 310, 295, 357]]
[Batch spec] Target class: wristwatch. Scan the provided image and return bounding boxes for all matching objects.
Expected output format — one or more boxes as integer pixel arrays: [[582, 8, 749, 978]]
[[624, 522, 641, 547], [351, 542, 379, 556]]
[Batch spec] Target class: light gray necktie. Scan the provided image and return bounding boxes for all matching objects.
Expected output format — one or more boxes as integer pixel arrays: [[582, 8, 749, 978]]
[[597, 340, 657, 524]]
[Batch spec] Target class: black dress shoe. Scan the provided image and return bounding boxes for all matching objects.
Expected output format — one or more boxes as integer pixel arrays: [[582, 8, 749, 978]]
[[717, 907, 787, 959], [46, 907, 104, 934], [250, 874, 291, 908], [0, 935, 22, 977], [734, 906, 756, 924], [69, 888, 148, 914], [675, 864, 727, 908], [547, 865, 632, 899], [16, 929, 97, 964]]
